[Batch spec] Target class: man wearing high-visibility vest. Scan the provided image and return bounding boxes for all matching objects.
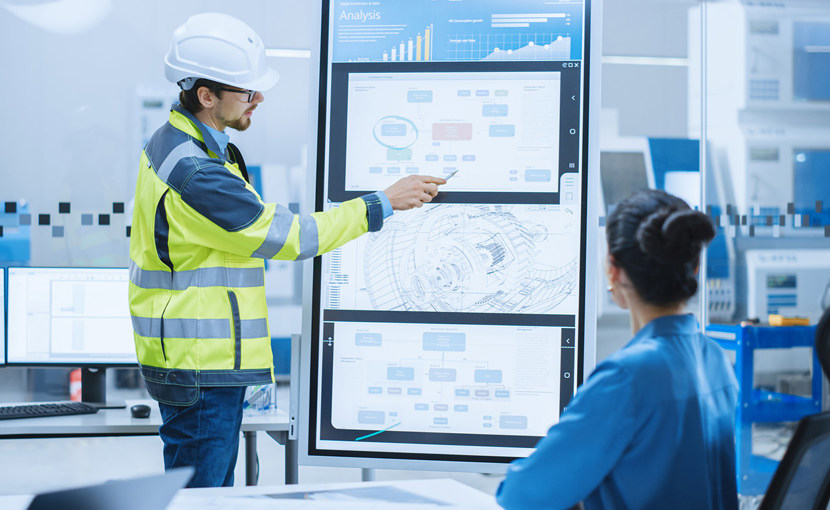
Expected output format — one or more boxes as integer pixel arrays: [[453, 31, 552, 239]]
[[129, 12, 445, 488]]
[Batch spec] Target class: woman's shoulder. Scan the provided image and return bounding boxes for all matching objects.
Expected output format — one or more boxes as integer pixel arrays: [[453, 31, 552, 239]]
[[596, 326, 690, 389], [601, 337, 668, 377]]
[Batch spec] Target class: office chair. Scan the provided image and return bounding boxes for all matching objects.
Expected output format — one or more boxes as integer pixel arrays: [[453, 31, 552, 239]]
[[759, 307, 830, 510]]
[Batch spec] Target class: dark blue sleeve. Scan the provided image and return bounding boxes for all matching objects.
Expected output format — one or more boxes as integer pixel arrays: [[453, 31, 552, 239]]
[[360, 193, 384, 232], [179, 162, 264, 232]]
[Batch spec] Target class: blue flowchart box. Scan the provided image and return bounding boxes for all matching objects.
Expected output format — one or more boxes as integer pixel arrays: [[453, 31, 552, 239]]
[[495, 390, 510, 398], [443, 154, 457, 161], [388, 367, 415, 381], [355, 333, 382, 346], [358, 411, 385, 424], [425, 154, 439, 161], [454, 405, 469, 412], [525, 169, 552, 182], [429, 368, 457, 382], [381, 123, 408, 136], [423, 333, 465, 352], [499, 415, 528, 429], [434, 417, 449, 425], [455, 389, 470, 397], [407, 388, 422, 395], [457, 90, 471, 97], [369, 166, 383, 174], [408, 90, 433, 102], [483, 104, 508, 116], [368, 386, 383, 394], [415, 403, 429, 411], [474, 370, 503, 383], [489, 125, 515, 137]]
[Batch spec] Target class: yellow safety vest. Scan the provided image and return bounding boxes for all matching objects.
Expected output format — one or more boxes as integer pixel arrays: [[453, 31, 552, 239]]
[[129, 105, 383, 405]]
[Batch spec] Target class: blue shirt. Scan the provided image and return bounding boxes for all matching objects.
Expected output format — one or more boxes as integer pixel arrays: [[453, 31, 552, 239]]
[[201, 123, 393, 219], [497, 314, 739, 510], [202, 122, 230, 157]]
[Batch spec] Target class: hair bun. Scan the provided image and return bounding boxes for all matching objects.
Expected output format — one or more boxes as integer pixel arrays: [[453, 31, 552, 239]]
[[636, 208, 715, 263]]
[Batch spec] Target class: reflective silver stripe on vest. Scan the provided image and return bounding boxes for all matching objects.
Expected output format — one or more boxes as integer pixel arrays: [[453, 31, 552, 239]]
[[156, 140, 209, 184], [297, 214, 320, 260], [251, 205, 295, 259], [132, 317, 230, 339], [240, 318, 269, 339], [132, 317, 269, 339], [130, 261, 263, 290]]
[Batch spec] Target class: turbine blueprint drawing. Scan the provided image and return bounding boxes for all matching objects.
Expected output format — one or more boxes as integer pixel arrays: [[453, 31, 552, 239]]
[[362, 204, 577, 313]]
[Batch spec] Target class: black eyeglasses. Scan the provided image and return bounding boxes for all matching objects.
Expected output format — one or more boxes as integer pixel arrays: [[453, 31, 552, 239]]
[[218, 87, 258, 103]]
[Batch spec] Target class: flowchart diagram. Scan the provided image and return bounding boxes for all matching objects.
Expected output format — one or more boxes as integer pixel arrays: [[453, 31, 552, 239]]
[[330, 321, 561, 437], [344, 71, 561, 193], [324, 203, 578, 314]]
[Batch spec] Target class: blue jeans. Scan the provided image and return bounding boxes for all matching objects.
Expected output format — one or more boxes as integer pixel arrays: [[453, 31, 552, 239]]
[[158, 386, 247, 488]]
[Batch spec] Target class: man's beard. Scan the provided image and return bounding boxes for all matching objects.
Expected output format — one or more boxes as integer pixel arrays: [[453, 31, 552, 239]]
[[225, 115, 251, 132]]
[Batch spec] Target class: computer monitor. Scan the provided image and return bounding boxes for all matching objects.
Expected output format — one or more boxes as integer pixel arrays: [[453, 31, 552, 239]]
[[6, 267, 135, 406], [599, 151, 650, 214], [794, 149, 830, 225]]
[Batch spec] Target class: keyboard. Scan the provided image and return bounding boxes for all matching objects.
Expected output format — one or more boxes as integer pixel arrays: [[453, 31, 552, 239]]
[[0, 401, 99, 420]]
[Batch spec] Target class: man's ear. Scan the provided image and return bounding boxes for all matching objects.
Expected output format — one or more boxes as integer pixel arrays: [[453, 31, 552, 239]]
[[196, 86, 215, 109]]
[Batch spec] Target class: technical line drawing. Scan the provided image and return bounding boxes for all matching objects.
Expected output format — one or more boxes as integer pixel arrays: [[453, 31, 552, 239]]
[[361, 204, 578, 313]]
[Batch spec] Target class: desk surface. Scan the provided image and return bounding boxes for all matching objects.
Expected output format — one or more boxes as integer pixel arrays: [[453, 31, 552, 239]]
[[175, 479, 500, 509], [0, 399, 289, 437], [0, 478, 500, 510]]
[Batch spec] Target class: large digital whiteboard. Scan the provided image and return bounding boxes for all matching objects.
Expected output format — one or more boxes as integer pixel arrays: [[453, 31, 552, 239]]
[[303, 0, 600, 471]]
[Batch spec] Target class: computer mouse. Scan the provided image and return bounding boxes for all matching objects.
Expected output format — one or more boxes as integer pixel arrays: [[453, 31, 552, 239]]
[[130, 404, 151, 419]]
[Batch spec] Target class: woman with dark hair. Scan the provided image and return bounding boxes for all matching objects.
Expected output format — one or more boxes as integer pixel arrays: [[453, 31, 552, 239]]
[[497, 189, 738, 510]]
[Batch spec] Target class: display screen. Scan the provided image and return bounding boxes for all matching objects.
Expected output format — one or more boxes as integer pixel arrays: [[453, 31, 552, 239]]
[[793, 22, 830, 102], [309, 0, 591, 466], [600, 151, 649, 212], [341, 71, 561, 193], [6, 267, 136, 365], [767, 274, 797, 289], [793, 149, 830, 224]]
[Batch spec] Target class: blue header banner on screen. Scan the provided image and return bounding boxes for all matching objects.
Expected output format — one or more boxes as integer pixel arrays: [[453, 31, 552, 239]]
[[331, 0, 584, 63]]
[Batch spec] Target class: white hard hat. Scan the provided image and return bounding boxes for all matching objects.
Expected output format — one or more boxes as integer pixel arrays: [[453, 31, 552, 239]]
[[164, 12, 279, 91]]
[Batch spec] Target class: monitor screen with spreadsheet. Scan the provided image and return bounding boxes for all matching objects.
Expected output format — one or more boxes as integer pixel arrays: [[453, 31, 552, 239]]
[[6, 267, 136, 366]]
